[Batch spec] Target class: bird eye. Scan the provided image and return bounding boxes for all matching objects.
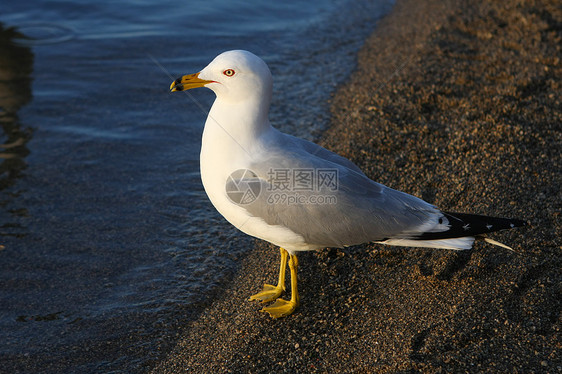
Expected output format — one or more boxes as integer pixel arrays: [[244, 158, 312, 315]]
[[223, 69, 235, 77]]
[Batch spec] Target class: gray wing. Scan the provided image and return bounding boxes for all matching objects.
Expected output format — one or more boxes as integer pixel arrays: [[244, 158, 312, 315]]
[[230, 134, 438, 248], [283, 133, 366, 175]]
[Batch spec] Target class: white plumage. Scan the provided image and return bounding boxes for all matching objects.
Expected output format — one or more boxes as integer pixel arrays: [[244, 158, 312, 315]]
[[170, 50, 525, 318]]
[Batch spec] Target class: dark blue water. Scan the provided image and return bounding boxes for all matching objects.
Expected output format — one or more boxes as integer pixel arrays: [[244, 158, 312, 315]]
[[0, 1, 392, 372]]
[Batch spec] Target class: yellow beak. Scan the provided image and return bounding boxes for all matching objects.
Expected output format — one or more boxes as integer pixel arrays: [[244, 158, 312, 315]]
[[170, 72, 213, 92]]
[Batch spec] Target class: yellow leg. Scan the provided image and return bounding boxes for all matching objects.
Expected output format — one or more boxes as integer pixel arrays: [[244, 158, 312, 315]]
[[249, 248, 288, 303], [262, 253, 299, 319]]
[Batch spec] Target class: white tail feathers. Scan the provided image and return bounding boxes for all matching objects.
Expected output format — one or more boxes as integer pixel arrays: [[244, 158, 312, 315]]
[[377, 236, 518, 252], [480, 237, 517, 252], [376, 237, 474, 250]]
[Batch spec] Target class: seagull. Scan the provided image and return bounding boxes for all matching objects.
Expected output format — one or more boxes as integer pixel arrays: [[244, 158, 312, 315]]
[[169, 50, 526, 318]]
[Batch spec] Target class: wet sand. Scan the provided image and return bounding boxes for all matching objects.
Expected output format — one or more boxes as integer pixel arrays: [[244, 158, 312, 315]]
[[153, 0, 560, 372]]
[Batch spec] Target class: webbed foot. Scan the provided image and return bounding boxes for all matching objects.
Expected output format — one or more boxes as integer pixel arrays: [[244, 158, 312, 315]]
[[249, 284, 284, 303], [262, 298, 298, 319], [249, 248, 300, 318]]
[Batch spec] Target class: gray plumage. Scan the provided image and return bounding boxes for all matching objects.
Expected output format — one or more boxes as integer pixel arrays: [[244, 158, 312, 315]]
[[228, 130, 440, 249]]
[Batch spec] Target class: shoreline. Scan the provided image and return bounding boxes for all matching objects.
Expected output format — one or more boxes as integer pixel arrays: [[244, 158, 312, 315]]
[[153, 0, 560, 372]]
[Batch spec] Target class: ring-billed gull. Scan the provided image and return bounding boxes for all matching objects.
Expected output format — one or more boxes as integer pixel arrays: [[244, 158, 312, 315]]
[[170, 50, 526, 318]]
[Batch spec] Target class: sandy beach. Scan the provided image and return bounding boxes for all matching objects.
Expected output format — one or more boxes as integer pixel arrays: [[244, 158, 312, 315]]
[[152, 0, 560, 372]]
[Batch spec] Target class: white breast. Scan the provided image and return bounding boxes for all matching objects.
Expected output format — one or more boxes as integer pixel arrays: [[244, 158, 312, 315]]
[[199, 109, 307, 252]]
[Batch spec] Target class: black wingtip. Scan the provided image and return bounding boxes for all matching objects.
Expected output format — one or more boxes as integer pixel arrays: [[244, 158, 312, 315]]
[[417, 212, 527, 240], [506, 217, 528, 229]]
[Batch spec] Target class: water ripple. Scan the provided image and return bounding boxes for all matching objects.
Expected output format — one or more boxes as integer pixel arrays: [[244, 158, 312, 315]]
[[12, 22, 75, 46]]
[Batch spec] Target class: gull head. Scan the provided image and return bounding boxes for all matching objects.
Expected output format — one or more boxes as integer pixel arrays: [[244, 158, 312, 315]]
[[170, 50, 273, 104]]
